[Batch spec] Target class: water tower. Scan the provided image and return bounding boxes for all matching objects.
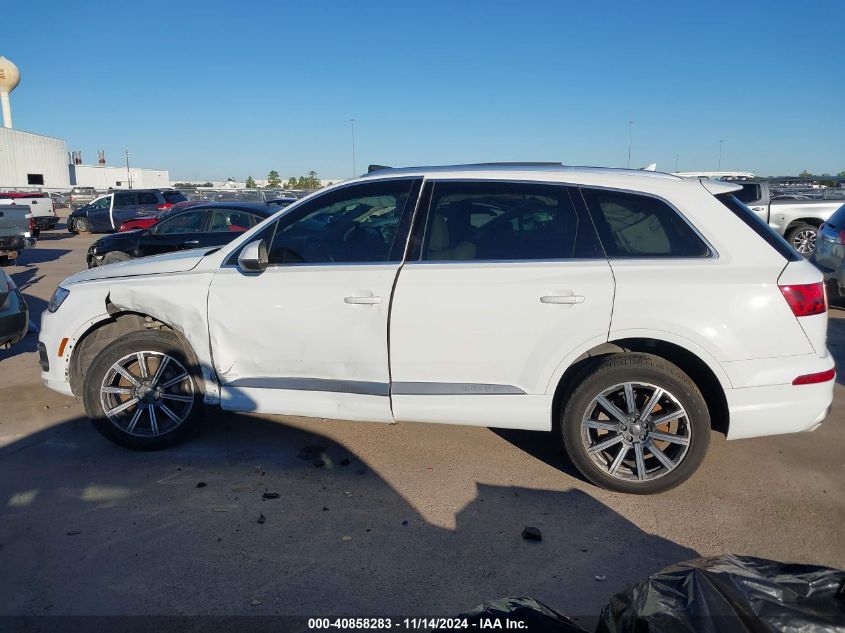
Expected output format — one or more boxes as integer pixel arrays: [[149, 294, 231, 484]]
[[0, 56, 21, 128]]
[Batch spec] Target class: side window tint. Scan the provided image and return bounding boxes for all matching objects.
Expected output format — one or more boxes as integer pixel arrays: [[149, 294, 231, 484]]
[[137, 192, 159, 205], [209, 209, 260, 233], [92, 196, 111, 210], [156, 211, 207, 235], [115, 193, 136, 206], [581, 188, 709, 258], [420, 181, 583, 261], [267, 180, 416, 264]]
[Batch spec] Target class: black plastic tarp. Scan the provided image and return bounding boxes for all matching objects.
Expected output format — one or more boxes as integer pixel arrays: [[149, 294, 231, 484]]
[[459, 555, 845, 632]]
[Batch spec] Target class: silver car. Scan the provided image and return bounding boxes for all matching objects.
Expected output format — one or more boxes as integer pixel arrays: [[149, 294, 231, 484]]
[[810, 202, 845, 299]]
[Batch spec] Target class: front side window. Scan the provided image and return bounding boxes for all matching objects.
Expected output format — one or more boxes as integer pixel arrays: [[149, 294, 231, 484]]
[[420, 181, 595, 261], [580, 188, 710, 258], [208, 209, 261, 233], [155, 211, 207, 235], [265, 179, 417, 264], [91, 196, 111, 210]]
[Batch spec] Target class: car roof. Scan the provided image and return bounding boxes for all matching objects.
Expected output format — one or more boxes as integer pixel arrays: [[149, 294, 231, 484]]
[[175, 201, 274, 215]]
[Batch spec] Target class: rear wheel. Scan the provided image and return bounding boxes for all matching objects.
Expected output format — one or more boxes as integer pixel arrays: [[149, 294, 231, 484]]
[[560, 353, 710, 494], [82, 330, 203, 449], [786, 223, 818, 257]]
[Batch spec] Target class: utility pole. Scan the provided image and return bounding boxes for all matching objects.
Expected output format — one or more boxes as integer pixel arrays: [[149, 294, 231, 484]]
[[627, 121, 634, 169], [350, 118, 357, 177], [718, 140, 724, 172], [125, 147, 132, 189]]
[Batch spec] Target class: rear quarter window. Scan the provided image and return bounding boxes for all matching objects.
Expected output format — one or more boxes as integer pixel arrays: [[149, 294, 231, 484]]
[[716, 193, 800, 262], [580, 188, 710, 258], [164, 191, 188, 204]]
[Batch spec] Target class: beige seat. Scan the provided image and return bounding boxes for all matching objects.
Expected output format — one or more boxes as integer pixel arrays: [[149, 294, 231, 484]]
[[427, 214, 477, 261]]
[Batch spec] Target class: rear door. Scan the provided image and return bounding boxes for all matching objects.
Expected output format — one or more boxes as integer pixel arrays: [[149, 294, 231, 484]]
[[389, 179, 615, 431], [86, 194, 114, 232]]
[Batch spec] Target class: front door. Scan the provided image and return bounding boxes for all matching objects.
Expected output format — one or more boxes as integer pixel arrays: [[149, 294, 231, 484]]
[[86, 195, 114, 232], [137, 209, 210, 257], [207, 178, 421, 422], [389, 179, 616, 431]]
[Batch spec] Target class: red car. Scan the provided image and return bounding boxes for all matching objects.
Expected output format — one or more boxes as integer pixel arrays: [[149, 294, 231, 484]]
[[117, 200, 204, 232]]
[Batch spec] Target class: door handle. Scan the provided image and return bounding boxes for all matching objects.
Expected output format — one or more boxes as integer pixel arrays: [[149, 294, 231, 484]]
[[181, 240, 199, 247], [344, 295, 383, 305], [540, 294, 585, 305]]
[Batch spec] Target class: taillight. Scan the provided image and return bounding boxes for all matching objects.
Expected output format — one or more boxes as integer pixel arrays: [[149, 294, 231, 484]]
[[28, 214, 36, 234], [156, 203, 172, 211], [793, 368, 836, 385], [837, 230, 845, 244], [779, 282, 826, 317]]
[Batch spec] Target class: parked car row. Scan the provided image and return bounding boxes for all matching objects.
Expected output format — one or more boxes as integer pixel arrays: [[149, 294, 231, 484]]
[[67, 188, 190, 233], [39, 164, 834, 495]]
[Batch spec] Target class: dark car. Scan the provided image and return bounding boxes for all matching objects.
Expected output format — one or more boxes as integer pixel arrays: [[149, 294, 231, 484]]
[[68, 189, 189, 233], [87, 202, 274, 267], [0, 269, 28, 348], [811, 202, 845, 301]]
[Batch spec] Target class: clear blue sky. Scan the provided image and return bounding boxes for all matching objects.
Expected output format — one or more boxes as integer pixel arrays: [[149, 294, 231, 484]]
[[4, 0, 844, 180]]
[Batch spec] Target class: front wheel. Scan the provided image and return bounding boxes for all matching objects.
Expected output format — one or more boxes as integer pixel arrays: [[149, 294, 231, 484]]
[[82, 330, 203, 449], [560, 353, 710, 494], [786, 223, 818, 257], [75, 216, 91, 233]]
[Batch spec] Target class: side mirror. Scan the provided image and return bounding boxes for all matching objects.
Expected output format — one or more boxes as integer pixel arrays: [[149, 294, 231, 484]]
[[238, 239, 269, 273]]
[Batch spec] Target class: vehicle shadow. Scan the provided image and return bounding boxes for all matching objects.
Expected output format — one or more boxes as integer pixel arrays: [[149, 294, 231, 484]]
[[13, 247, 71, 266], [0, 407, 699, 619], [491, 427, 588, 483]]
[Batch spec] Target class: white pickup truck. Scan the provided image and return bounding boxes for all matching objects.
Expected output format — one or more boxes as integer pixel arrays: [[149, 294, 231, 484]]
[[0, 204, 35, 266], [0, 192, 58, 236], [730, 180, 845, 256]]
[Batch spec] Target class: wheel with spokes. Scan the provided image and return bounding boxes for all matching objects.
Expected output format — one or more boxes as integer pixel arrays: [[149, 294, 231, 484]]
[[83, 330, 202, 449], [560, 353, 710, 494]]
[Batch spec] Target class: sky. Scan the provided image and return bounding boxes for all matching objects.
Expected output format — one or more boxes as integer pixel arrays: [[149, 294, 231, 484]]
[[3, 0, 844, 181]]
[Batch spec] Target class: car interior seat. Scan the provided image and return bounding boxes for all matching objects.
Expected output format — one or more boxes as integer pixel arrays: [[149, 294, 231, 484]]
[[427, 213, 477, 260]]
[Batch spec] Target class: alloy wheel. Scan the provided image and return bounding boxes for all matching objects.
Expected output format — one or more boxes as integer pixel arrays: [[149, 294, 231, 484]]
[[580, 381, 691, 482], [791, 229, 816, 255], [99, 351, 194, 437]]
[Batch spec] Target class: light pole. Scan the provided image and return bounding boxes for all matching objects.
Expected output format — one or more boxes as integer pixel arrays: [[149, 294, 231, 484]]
[[125, 147, 132, 189], [718, 140, 724, 172], [350, 118, 356, 177], [627, 121, 634, 168]]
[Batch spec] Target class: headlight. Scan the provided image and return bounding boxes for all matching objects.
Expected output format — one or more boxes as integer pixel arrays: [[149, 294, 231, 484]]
[[48, 286, 70, 313]]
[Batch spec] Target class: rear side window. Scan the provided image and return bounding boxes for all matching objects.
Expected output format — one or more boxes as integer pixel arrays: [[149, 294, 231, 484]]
[[580, 188, 710, 258], [114, 192, 136, 206], [137, 192, 159, 205], [164, 191, 188, 204], [716, 194, 800, 262], [208, 209, 262, 233], [420, 181, 602, 261]]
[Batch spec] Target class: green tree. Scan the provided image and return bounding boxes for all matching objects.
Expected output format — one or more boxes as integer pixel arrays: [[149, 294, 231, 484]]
[[837, 170, 845, 178], [201, 182, 213, 187], [227, 177, 235, 182], [267, 170, 282, 187], [245, 176, 256, 188], [285, 177, 298, 189], [798, 170, 813, 178]]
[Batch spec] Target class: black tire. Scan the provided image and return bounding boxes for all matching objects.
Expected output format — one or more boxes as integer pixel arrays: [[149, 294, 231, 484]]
[[75, 216, 90, 233], [82, 329, 203, 449], [786, 223, 818, 257], [67, 218, 77, 233], [101, 251, 132, 265], [560, 353, 710, 494], [33, 228, 41, 238], [0, 255, 9, 267]]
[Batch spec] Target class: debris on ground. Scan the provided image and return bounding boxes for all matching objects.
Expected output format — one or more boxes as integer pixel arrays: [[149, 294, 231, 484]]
[[262, 492, 279, 499], [594, 575, 606, 581], [322, 506, 329, 511], [339, 457, 351, 466], [401, 520, 409, 527], [522, 526, 542, 541], [313, 458, 325, 468], [257, 514, 266, 524], [342, 536, 353, 542], [196, 482, 207, 488], [250, 599, 261, 606], [66, 530, 81, 536]]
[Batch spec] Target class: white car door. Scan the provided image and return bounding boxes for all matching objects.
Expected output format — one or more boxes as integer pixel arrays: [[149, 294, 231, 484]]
[[389, 180, 615, 431], [207, 178, 421, 423]]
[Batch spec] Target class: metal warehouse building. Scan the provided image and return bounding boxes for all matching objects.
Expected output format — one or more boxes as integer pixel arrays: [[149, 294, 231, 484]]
[[70, 164, 169, 190], [0, 127, 70, 190]]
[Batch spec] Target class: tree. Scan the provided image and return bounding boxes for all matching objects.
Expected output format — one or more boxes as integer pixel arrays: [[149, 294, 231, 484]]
[[837, 170, 845, 178], [227, 177, 235, 182], [245, 176, 256, 188], [285, 177, 298, 189], [267, 170, 282, 187], [201, 182, 213, 187], [798, 170, 813, 178]]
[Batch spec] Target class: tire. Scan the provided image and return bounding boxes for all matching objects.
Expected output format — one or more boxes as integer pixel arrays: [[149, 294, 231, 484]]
[[67, 218, 76, 233], [33, 228, 41, 238], [560, 353, 710, 494], [786, 223, 818, 257], [82, 329, 203, 449], [75, 216, 90, 233], [0, 255, 9, 267], [101, 251, 132, 265]]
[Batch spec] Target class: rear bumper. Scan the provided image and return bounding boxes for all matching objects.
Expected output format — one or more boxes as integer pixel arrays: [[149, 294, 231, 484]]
[[724, 352, 835, 439], [0, 235, 27, 253], [33, 216, 58, 230]]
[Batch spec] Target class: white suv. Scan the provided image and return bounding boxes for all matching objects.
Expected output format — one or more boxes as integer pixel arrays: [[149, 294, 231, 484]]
[[39, 165, 835, 493]]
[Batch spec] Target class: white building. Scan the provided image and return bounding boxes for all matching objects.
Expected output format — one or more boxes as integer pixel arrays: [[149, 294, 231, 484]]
[[0, 127, 70, 190], [69, 164, 170, 190]]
